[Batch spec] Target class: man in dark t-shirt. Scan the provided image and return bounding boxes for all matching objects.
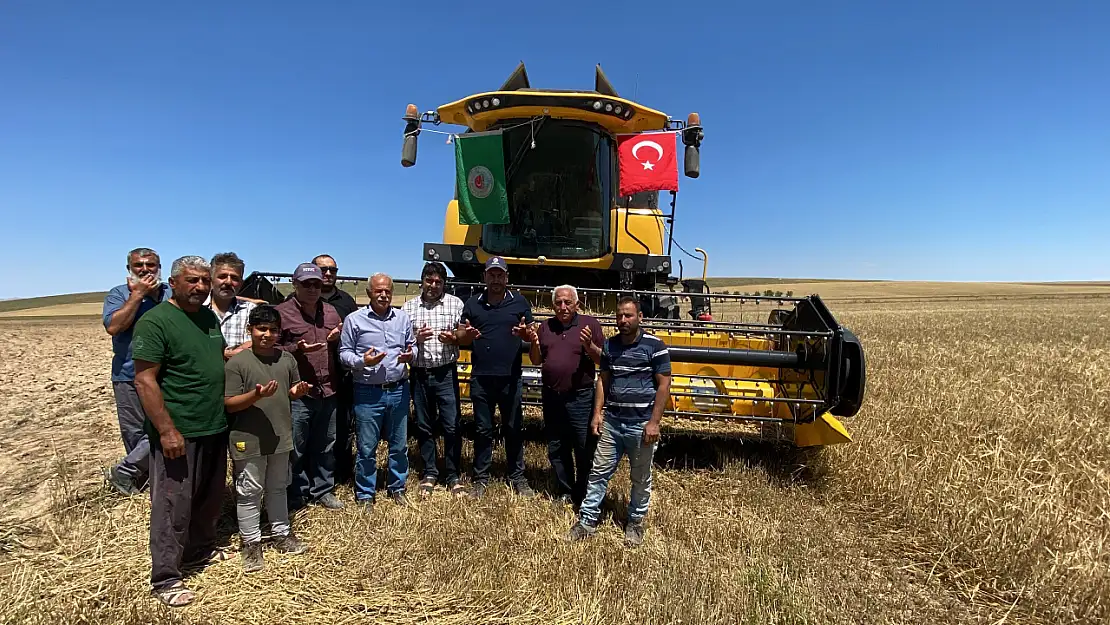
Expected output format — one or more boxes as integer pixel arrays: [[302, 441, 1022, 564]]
[[457, 257, 535, 498], [529, 284, 604, 508], [131, 256, 230, 608]]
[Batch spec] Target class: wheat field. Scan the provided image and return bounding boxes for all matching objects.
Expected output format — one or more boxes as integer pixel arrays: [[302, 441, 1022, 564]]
[[0, 289, 1107, 624]]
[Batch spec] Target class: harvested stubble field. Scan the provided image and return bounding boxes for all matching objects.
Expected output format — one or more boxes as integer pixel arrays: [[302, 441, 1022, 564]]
[[0, 290, 1107, 624]]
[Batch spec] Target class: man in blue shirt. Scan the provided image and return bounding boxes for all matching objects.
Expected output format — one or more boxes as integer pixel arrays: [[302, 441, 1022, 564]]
[[567, 296, 671, 547], [457, 257, 536, 498], [102, 247, 171, 495], [338, 273, 415, 508]]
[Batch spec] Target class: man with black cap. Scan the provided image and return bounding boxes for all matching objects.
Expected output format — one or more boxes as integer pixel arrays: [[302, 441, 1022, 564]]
[[275, 262, 344, 510], [456, 256, 536, 498]]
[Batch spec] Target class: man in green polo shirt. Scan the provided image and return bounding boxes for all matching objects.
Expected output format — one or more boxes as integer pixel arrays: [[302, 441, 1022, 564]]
[[132, 255, 229, 608]]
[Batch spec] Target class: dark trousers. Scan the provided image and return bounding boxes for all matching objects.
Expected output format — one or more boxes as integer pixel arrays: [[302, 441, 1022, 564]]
[[289, 395, 337, 505], [471, 375, 525, 485], [411, 363, 462, 484], [149, 432, 227, 590], [542, 385, 598, 505], [334, 375, 355, 483], [112, 381, 150, 486]]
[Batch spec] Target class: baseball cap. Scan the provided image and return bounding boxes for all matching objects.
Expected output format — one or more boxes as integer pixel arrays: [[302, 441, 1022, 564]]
[[293, 262, 324, 282], [484, 256, 508, 272]]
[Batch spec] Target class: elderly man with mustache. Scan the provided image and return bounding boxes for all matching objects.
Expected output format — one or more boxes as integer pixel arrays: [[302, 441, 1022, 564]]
[[102, 247, 171, 496]]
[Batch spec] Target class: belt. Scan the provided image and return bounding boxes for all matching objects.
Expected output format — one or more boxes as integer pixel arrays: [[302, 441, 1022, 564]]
[[362, 379, 407, 390]]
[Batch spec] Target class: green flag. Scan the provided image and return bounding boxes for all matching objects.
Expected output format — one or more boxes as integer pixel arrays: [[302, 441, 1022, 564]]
[[455, 130, 509, 225]]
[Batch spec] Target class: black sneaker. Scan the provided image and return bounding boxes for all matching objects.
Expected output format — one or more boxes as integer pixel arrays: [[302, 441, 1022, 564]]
[[391, 491, 412, 507], [447, 479, 468, 499], [566, 521, 597, 542], [103, 467, 138, 496], [511, 480, 536, 498], [316, 492, 345, 510], [624, 520, 646, 547], [357, 497, 376, 515], [469, 482, 488, 499], [241, 541, 264, 573], [272, 532, 307, 555]]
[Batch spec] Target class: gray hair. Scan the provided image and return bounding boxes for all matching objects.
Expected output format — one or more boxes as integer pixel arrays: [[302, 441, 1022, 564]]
[[368, 272, 394, 289], [552, 284, 578, 303], [128, 247, 159, 264], [170, 255, 211, 278]]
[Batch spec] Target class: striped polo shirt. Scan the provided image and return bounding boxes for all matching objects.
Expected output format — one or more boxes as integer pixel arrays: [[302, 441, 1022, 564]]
[[600, 331, 671, 422]]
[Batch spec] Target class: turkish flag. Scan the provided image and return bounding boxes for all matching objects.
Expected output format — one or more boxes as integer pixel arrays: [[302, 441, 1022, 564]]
[[617, 132, 679, 196]]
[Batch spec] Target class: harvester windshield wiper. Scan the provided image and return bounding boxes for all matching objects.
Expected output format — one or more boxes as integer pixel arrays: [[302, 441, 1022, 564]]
[[505, 116, 546, 182]]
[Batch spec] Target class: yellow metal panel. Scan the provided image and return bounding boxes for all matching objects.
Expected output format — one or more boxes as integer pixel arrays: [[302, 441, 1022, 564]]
[[442, 200, 481, 246], [793, 414, 852, 447], [436, 91, 671, 133], [614, 208, 666, 255]]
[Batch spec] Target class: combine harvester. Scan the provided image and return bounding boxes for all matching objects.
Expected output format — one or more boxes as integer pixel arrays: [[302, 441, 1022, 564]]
[[246, 63, 866, 447]]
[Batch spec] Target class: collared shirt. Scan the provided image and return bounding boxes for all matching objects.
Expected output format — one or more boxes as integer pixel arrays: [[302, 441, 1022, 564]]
[[338, 305, 415, 386], [286, 288, 359, 320], [208, 296, 256, 348], [600, 330, 671, 423], [401, 292, 464, 369], [460, 290, 534, 377], [274, 297, 341, 398], [103, 282, 171, 382], [537, 312, 605, 393]]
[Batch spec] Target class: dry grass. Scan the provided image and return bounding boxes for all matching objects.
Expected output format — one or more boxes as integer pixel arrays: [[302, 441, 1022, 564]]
[[0, 293, 1107, 623]]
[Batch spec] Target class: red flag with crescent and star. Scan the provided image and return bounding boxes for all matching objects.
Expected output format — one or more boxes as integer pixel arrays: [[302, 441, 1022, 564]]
[[617, 131, 679, 196]]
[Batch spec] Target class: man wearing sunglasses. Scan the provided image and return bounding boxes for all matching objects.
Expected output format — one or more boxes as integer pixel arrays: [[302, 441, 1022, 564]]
[[311, 254, 358, 319], [275, 262, 344, 511], [102, 247, 172, 496], [309, 254, 358, 482], [528, 284, 604, 509]]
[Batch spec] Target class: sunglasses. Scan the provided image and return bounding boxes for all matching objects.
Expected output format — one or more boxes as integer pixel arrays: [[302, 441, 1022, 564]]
[[299, 281, 323, 289], [318, 266, 338, 274]]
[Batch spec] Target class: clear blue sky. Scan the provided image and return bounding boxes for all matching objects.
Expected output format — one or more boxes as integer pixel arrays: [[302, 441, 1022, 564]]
[[2, 1, 1108, 299]]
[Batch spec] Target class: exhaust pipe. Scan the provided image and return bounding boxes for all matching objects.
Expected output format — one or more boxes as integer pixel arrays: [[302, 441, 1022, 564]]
[[683, 112, 703, 178], [402, 104, 420, 167]]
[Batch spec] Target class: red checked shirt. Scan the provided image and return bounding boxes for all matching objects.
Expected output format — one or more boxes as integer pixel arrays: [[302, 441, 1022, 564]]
[[274, 297, 341, 398]]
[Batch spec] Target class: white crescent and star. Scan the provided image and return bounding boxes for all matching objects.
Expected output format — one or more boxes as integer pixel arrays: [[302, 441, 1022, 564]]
[[631, 140, 664, 170]]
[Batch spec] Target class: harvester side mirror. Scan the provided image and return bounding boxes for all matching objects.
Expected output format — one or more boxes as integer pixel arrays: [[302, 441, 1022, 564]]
[[401, 104, 421, 167], [682, 112, 703, 179]]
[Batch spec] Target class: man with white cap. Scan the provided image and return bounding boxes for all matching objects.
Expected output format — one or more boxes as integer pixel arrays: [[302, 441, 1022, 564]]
[[456, 256, 536, 498]]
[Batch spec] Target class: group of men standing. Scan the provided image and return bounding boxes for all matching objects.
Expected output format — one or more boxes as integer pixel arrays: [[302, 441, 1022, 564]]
[[103, 247, 672, 606]]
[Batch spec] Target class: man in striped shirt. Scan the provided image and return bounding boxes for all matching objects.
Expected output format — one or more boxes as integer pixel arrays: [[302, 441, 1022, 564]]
[[401, 262, 467, 498], [207, 252, 256, 360], [567, 296, 671, 547]]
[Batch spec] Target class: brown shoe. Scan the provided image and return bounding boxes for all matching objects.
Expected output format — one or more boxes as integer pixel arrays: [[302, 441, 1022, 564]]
[[241, 542, 264, 573], [272, 532, 307, 555]]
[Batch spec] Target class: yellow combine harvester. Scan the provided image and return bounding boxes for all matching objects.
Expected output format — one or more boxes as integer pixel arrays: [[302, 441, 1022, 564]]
[[396, 63, 866, 447], [242, 63, 865, 447]]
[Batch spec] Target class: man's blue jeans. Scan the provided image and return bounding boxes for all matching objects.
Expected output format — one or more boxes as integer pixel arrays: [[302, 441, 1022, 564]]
[[288, 395, 337, 506], [411, 363, 461, 484], [470, 375, 525, 485], [577, 418, 657, 527], [352, 383, 410, 501]]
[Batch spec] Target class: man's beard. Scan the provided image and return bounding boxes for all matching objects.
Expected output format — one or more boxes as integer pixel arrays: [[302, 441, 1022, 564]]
[[128, 268, 161, 285]]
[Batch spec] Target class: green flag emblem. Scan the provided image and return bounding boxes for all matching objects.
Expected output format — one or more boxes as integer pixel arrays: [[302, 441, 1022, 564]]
[[455, 130, 509, 225]]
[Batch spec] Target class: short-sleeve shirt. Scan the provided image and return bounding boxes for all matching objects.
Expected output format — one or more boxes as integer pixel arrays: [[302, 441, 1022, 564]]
[[102, 282, 171, 382], [208, 296, 256, 348], [131, 302, 228, 439], [401, 293, 465, 368], [225, 349, 300, 460], [460, 291, 533, 377], [537, 313, 605, 393], [600, 331, 672, 423]]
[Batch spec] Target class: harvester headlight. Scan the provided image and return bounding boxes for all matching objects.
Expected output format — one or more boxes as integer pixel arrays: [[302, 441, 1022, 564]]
[[605, 103, 613, 112], [662, 260, 670, 268], [428, 248, 437, 257], [622, 258, 634, 270], [462, 249, 474, 262], [614, 105, 622, 114], [491, 97, 500, 106], [593, 101, 603, 110], [482, 100, 489, 108]]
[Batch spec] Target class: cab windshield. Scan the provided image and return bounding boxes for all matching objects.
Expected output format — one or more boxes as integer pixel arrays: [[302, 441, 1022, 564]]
[[481, 120, 612, 259]]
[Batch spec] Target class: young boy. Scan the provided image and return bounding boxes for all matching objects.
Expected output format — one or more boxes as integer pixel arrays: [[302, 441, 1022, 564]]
[[224, 305, 312, 572]]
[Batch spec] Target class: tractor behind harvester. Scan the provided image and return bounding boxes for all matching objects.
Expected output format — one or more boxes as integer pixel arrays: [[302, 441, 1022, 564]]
[[244, 63, 866, 447]]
